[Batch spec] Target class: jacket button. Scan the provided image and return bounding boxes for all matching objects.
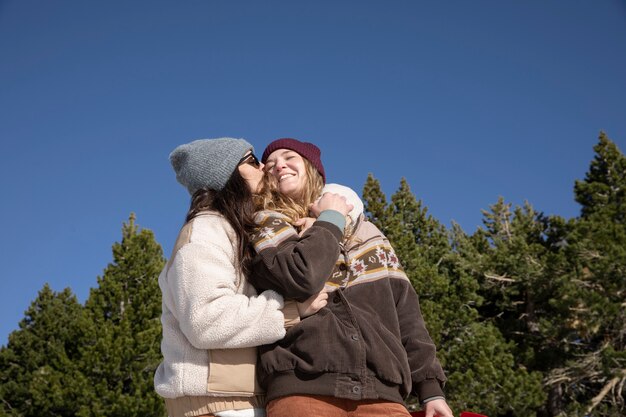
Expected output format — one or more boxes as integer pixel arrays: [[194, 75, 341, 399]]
[[352, 386, 361, 394], [338, 263, 347, 271], [333, 295, 341, 303], [351, 334, 359, 341]]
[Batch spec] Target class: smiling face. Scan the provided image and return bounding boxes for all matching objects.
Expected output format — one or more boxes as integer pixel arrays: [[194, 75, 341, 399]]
[[264, 149, 308, 198], [237, 151, 265, 193]]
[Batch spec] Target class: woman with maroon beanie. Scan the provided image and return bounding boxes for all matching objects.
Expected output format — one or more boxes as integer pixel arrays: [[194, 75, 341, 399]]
[[249, 138, 453, 417]]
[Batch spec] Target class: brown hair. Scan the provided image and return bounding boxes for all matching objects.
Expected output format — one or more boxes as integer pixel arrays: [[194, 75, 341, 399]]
[[186, 169, 256, 276], [255, 159, 324, 224]]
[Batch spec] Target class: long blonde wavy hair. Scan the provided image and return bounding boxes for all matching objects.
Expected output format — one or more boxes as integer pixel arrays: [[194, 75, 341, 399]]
[[255, 159, 324, 225]]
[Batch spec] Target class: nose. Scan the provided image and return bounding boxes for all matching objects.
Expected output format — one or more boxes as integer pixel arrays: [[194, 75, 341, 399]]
[[276, 158, 288, 171]]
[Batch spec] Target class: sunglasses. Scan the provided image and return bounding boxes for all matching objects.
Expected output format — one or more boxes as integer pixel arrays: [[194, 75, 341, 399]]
[[238, 153, 261, 168]]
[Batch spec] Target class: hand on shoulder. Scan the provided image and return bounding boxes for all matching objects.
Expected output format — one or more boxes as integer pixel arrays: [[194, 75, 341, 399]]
[[310, 192, 353, 217]]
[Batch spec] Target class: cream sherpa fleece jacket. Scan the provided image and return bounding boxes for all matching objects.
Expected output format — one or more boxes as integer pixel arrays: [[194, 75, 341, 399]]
[[154, 211, 287, 399]]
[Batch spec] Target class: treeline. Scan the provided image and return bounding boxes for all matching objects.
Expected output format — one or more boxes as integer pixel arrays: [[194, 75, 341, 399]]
[[1, 133, 624, 417]]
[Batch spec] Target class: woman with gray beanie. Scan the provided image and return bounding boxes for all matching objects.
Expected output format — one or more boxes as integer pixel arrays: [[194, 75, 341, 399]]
[[154, 138, 332, 417]]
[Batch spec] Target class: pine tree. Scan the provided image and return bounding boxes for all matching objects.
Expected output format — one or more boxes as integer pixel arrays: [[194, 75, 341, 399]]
[[574, 132, 626, 222], [466, 133, 626, 416], [476, 199, 565, 361], [470, 197, 576, 415], [0, 285, 94, 417], [545, 133, 626, 416], [81, 214, 166, 417], [443, 321, 544, 416], [447, 208, 547, 416], [362, 174, 389, 231]]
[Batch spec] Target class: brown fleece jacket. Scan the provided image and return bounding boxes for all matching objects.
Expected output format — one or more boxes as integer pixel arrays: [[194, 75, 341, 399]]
[[250, 210, 447, 405]]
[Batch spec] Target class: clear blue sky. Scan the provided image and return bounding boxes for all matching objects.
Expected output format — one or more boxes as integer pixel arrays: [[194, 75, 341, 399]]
[[1, 1, 625, 345]]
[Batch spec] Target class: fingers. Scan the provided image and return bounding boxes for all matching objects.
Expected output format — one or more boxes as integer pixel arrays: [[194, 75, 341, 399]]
[[314, 294, 328, 309], [312, 192, 353, 216], [312, 291, 328, 305], [308, 202, 321, 218], [296, 217, 316, 235], [297, 291, 330, 318]]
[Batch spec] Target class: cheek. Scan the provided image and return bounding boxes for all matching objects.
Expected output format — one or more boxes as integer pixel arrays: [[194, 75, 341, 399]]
[[296, 169, 308, 185], [297, 176, 307, 190], [268, 168, 280, 180]]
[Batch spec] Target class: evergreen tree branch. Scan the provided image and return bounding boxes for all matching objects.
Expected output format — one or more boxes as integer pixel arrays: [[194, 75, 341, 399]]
[[484, 273, 515, 283], [585, 369, 626, 415]]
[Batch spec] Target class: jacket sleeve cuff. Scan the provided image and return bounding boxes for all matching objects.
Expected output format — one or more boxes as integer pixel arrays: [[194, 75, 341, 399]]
[[317, 210, 346, 231], [421, 395, 445, 405], [415, 378, 445, 404], [282, 300, 301, 329]]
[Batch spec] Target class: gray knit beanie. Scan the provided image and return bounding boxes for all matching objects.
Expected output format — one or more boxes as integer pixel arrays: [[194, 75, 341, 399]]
[[169, 137, 253, 194]]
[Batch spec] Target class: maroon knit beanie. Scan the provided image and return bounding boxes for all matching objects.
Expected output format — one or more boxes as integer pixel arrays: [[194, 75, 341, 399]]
[[262, 138, 326, 183]]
